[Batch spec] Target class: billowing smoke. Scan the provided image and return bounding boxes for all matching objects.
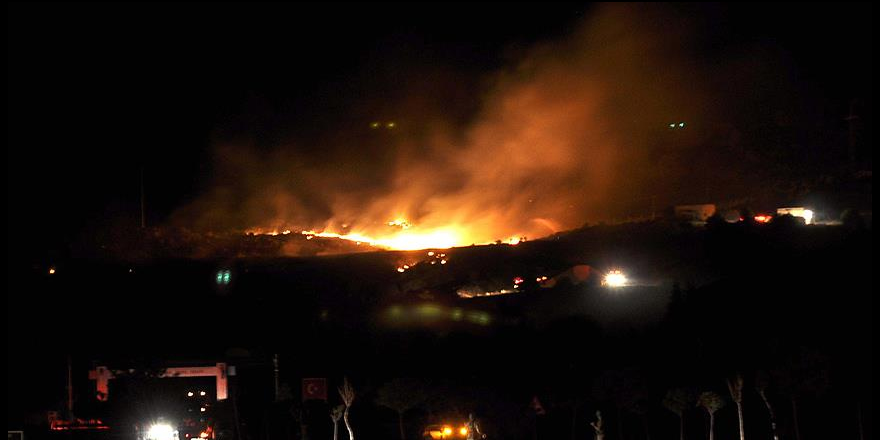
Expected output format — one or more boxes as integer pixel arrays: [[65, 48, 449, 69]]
[[171, 4, 782, 248]]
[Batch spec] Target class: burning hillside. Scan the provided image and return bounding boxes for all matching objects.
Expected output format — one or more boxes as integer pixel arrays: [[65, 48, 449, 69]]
[[247, 217, 524, 251], [168, 4, 807, 254]]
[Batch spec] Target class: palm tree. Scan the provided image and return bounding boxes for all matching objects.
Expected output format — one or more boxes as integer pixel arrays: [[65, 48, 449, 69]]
[[727, 374, 745, 440], [696, 392, 725, 440], [375, 378, 430, 440], [330, 405, 344, 440], [589, 410, 605, 440], [754, 371, 779, 440], [338, 377, 356, 440], [663, 388, 694, 440], [592, 368, 648, 440], [774, 346, 831, 440]]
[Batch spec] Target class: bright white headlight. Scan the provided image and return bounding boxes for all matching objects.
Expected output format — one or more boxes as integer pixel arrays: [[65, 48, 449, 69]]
[[147, 423, 177, 440], [603, 271, 627, 287]]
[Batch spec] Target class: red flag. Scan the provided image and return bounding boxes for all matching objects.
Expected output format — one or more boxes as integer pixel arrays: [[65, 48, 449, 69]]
[[531, 396, 546, 415], [302, 378, 327, 401]]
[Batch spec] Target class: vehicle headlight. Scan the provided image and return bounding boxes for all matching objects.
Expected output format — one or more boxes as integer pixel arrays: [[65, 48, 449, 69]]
[[147, 423, 177, 440], [460, 426, 468, 436], [442, 426, 453, 436], [603, 270, 627, 287]]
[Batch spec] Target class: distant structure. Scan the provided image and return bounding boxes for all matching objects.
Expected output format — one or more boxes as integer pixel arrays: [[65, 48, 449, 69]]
[[89, 363, 230, 401], [674, 204, 716, 224], [776, 207, 814, 225]]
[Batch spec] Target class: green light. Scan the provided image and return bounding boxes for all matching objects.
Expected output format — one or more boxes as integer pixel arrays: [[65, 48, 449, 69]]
[[217, 270, 231, 285], [417, 304, 442, 318], [451, 308, 463, 321]]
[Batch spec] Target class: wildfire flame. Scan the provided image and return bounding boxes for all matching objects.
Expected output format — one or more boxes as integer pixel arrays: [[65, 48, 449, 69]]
[[303, 227, 459, 250], [246, 217, 526, 251]]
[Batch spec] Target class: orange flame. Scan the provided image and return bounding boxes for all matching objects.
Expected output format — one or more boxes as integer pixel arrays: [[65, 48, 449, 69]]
[[246, 216, 528, 251], [301, 225, 462, 250]]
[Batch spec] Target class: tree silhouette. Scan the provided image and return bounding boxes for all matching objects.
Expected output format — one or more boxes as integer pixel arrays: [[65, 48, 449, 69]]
[[663, 388, 694, 440], [727, 374, 745, 440], [338, 377, 356, 440], [755, 371, 779, 440], [330, 405, 344, 440], [375, 378, 430, 440], [696, 392, 725, 440], [589, 410, 605, 440], [592, 368, 649, 440], [773, 346, 831, 440]]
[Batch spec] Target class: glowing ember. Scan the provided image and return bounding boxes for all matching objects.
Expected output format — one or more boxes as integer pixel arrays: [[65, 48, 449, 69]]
[[387, 218, 412, 229]]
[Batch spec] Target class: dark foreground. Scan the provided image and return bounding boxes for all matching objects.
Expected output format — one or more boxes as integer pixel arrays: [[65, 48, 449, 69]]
[[7, 220, 873, 440]]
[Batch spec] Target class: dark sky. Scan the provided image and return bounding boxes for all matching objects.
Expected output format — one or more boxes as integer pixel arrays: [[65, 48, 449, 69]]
[[7, 2, 873, 255]]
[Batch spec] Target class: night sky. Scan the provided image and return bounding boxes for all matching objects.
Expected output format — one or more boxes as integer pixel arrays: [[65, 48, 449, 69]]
[[7, 2, 873, 257]]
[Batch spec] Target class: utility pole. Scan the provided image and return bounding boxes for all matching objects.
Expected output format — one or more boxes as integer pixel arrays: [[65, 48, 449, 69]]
[[844, 99, 859, 172], [140, 166, 146, 228], [67, 355, 74, 420], [273, 354, 280, 402]]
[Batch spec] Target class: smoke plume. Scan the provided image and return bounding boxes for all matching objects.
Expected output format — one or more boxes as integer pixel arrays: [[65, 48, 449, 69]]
[[172, 4, 780, 248]]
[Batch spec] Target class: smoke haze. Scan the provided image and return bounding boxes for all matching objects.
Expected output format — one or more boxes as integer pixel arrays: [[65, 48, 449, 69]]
[[172, 4, 796, 247]]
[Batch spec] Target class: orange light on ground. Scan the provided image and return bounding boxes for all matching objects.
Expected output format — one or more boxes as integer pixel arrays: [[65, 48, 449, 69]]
[[48, 268, 56, 274], [442, 426, 453, 436], [754, 215, 773, 223], [460, 427, 468, 436]]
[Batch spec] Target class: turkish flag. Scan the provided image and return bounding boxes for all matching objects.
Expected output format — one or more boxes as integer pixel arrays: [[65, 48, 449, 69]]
[[531, 396, 546, 415], [302, 378, 327, 401]]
